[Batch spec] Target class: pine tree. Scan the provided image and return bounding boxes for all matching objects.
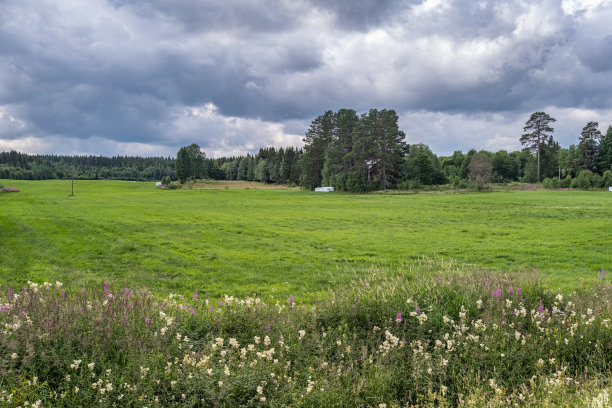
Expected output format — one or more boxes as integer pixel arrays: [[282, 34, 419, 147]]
[[520, 112, 556, 182]]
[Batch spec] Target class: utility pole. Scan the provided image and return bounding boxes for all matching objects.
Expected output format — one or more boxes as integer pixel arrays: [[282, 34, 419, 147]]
[[70, 167, 75, 196]]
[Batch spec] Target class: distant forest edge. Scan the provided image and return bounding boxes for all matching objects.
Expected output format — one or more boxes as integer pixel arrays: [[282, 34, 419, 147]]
[[2, 109, 612, 191]]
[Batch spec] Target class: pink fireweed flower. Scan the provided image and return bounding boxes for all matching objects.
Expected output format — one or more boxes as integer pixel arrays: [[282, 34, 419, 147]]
[[193, 293, 198, 301], [516, 287, 521, 295], [396, 312, 402, 322], [209, 306, 214, 312], [289, 296, 294, 305], [491, 288, 502, 297], [145, 317, 150, 325], [218, 301, 223, 306], [509, 287, 514, 294]]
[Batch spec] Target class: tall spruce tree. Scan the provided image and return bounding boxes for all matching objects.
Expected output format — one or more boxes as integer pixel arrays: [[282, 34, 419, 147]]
[[597, 125, 612, 173], [300, 111, 335, 189], [175, 146, 191, 183], [520, 112, 556, 182], [578, 121, 603, 172]]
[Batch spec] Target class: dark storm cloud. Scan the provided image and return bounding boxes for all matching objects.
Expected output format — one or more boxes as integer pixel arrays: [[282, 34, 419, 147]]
[[1, 0, 612, 157], [107, 0, 299, 34], [308, 0, 406, 31], [578, 35, 612, 73]]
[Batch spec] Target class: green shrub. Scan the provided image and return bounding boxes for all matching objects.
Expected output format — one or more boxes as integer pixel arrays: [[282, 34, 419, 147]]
[[603, 170, 612, 187], [398, 179, 421, 190], [560, 175, 572, 188], [571, 170, 596, 189], [542, 177, 560, 189], [161, 176, 171, 186]]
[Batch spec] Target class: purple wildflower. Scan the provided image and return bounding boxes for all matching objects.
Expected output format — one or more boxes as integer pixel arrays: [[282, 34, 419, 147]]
[[145, 317, 150, 325], [61, 289, 65, 297], [516, 287, 521, 295], [538, 304, 544, 312], [396, 312, 402, 322], [415, 306, 420, 315], [81, 289, 86, 295], [289, 296, 294, 305], [209, 306, 214, 312], [509, 287, 514, 294], [218, 300, 223, 306], [484, 281, 489, 287], [491, 288, 502, 297], [193, 293, 198, 301]]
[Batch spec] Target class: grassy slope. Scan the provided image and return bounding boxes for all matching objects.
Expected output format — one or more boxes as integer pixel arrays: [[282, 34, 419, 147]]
[[1, 179, 610, 299]]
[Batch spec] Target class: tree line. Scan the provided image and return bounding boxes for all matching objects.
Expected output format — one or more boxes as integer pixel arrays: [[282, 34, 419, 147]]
[[2, 109, 611, 190], [0, 152, 177, 181]]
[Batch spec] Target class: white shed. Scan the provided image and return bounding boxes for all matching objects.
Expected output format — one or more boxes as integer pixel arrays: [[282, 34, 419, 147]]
[[315, 187, 334, 192]]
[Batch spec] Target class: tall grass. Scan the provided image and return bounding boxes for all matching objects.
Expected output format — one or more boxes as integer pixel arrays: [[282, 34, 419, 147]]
[[1, 262, 610, 407]]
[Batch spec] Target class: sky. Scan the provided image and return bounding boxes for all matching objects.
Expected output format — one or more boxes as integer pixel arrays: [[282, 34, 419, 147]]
[[1, 0, 612, 158]]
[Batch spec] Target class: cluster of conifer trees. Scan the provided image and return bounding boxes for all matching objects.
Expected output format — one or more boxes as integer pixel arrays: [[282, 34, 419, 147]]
[[2, 110, 612, 191]]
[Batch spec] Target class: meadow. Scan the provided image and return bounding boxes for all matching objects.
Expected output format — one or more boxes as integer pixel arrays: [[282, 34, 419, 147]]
[[1, 180, 611, 406], [0, 179, 610, 299]]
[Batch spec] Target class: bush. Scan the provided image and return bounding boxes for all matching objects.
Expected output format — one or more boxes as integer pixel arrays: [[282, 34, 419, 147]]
[[398, 179, 421, 190], [603, 170, 612, 188], [571, 170, 604, 189], [542, 177, 560, 189], [560, 175, 572, 188], [161, 176, 171, 186], [450, 176, 469, 189]]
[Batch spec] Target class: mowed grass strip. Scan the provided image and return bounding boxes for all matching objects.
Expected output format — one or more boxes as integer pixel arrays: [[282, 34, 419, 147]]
[[1, 179, 610, 299]]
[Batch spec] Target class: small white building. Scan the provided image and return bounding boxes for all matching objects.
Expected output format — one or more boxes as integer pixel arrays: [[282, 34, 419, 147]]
[[315, 186, 334, 192]]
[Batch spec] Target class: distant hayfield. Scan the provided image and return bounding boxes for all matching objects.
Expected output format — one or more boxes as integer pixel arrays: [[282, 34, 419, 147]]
[[182, 180, 299, 190]]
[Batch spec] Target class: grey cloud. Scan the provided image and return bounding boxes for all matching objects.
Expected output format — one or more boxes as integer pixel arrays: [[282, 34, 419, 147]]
[[578, 35, 612, 73], [1, 0, 612, 157], [109, 0, 299, 34], [309, 0, 406, 31]]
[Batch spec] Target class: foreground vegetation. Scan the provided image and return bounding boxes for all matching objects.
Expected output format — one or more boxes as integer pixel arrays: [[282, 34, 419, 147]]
[[1, 261, 609, 407], [1, 180, 611, 298]]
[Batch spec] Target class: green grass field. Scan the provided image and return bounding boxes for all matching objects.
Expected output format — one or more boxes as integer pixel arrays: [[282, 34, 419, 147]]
[[1, 179, 610, 300]]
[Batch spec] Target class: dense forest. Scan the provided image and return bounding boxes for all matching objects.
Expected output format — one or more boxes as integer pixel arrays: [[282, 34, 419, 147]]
[[2, 109, 612, 191]]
